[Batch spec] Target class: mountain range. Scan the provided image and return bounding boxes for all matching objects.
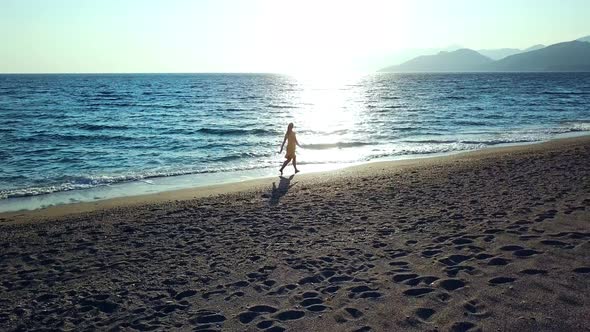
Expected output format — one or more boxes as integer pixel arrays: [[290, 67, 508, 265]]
[[477, 44, 545, 60], [379, 36, 590, 72]]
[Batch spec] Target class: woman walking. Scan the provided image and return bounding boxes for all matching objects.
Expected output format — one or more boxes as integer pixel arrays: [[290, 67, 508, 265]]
[[279, 123, 302, 175]]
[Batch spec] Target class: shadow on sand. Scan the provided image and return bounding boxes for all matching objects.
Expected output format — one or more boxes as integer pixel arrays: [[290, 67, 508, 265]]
[[269, 174, 297, 206]]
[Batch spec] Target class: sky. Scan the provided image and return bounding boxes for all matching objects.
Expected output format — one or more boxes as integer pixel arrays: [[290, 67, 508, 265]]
[[1, 0, 589, 73]]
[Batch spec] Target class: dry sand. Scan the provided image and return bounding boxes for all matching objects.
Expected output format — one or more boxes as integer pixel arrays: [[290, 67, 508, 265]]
[[1, 136, 589, 331]]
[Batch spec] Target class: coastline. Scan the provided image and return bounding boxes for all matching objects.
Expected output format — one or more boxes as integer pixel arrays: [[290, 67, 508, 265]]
[[1, 133, 589, 331], [2, 134, 589, 224]]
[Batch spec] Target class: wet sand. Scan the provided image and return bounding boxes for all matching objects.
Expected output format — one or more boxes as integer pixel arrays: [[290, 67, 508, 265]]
[[1, 136, 589, 331]]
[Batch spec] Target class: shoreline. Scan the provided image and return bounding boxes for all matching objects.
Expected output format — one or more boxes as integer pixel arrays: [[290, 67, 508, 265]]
[[2, 130, 588, 215], [1, 133, 589, 331], [2, 134, 589, 223]]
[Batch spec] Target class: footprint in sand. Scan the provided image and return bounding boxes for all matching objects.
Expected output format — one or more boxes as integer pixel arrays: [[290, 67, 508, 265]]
[[519, 269, 548, 275], [238, 305, 278, 324], [202, 289, 226, 300], [299, 293, 328, 312], [275, 310, 305, 321], [520, 234, 541, 241], [463, 299, 490, 317], [444, 265, 477, 277], [192, 310, 226, 325], [414, 307, 436, 320], [534, 209, 558, 222], [475, 253, 494, 260], [405, 276, 439, 286], [224, 291, 244, 301], [437, 292, 451, 302], [328, 275, 354, 283], [539, 239, 569, 246], [483, 235, 495, 242], [452, 237, 474, 245], [513, 249, 542, 257], [422, 249, 443, 258], [256, 320, 274, 329], [392, 273, 419, 283], [348, 285, 383, 299], [268, 284, 298, 295], [488, 276, 516, 285], [435, 279, 466, 291], [321, 285, 340, 294], [499, 245, 524, 251], [450, 321, 478, 332], [298, 275, 324, 285], [344, 307, 364, 319], [487, 257, 510, 266], [238, 311, 258, 324], [79, 296, 120, 314], [439, 254, 472, 266], [389, 261, 410, 267], [175, 289, 197, 300], [403, 288, 435, 297]]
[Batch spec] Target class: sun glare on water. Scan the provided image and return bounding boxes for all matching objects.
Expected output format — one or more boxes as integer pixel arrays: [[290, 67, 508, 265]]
[[286, 72, 370, 165], [293, 72, 361, 132]]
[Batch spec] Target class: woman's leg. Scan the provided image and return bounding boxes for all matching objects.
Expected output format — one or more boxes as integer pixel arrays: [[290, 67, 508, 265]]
[[280, 158, 291, 175], [293, 156, 299, 173]]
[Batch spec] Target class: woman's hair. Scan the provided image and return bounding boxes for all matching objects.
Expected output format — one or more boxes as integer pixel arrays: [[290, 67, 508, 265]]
[[287, 123, 294, 133]]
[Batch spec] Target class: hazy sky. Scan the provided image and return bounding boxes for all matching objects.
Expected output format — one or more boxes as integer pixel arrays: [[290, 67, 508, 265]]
[[1, 0, 589, 73]]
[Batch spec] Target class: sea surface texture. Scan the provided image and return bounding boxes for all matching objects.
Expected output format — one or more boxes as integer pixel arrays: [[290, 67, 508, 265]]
[[1, 73, 589, 207]]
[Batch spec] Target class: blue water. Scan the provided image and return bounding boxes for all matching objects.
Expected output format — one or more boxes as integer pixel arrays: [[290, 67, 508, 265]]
[[1, 73, 589, 211]]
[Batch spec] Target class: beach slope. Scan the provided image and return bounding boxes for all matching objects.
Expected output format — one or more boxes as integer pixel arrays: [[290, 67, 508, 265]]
[[1, 136, 589, 331]]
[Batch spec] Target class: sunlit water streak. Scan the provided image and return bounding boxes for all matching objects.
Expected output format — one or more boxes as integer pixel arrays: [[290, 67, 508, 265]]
[[0, 73, 589, 211]]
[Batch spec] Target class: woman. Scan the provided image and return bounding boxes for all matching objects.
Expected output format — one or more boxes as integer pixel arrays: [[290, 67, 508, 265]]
[[279, 122, 302, 175]]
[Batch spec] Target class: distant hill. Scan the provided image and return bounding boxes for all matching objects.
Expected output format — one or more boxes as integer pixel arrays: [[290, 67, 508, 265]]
[[478, 44, 546, 60], [485, 40, 590, 72], [369, 45, 462, 71], [378, 49, 493, 72], [523, 44, 545, 52], [578, 35, 590, 43], [477, 48, 521, 60], [379, 40, 590, 72]]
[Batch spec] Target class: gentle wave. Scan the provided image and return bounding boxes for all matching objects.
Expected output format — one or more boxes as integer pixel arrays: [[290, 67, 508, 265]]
[[454, 120, 490, 126], [559, 120, 590, 129], [208, 151, 273, 162], [76, 124, 131, 131], [542, 91, 590, 95], [15, 133, 136, 142], [459, 139, 535, 145], [196, 127, 280, 135], [302, 142, 373, 150], [0, 163, 276, 200], [401, 139, 533, 146], [267, 104, 298, 109]]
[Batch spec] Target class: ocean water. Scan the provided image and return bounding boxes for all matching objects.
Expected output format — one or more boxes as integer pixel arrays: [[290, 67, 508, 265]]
[[1, 73, 589, 212]]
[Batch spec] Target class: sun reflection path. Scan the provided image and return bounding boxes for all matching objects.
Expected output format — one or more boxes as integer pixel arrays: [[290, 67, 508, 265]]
[[290, 72, 367, 140], [272, 72, 381, 168]]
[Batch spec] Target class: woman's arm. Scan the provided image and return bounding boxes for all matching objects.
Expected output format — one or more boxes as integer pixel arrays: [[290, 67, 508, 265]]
[[295, 134, 302, 148], [279, 133, 287, 153]]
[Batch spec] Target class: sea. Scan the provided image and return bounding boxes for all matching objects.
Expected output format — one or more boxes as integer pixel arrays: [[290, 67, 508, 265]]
[[1, 73, 589, 212]]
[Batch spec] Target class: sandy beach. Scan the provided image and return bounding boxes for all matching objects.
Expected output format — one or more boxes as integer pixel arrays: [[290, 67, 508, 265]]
[[1, 136, 589, 331]]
